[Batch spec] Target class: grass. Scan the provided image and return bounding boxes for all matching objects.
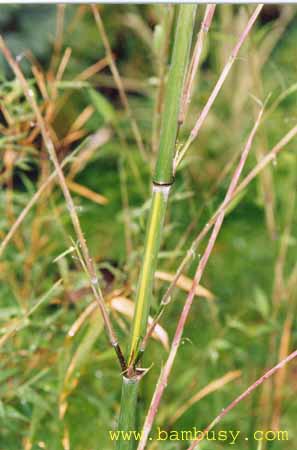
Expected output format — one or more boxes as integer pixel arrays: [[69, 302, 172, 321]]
[[0, 4, 297, 450]]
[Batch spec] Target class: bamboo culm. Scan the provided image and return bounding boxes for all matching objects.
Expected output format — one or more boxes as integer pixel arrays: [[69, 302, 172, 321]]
[[115, 6, 197, 450], [129, 4, 197, 367]]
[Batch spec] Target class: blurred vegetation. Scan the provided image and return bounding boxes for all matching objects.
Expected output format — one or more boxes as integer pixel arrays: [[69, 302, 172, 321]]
[[0, 4, 297, 450]]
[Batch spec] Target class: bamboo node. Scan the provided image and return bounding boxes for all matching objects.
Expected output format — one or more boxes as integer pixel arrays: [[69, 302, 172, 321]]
[[152, 183, 171, 200]]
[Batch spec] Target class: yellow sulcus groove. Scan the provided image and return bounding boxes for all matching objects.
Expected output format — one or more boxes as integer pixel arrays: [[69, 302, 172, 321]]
[[129, 190, 163, 362]]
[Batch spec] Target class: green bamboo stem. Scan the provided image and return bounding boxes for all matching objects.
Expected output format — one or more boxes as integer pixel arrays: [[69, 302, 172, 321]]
[[116, 377, 139, 450], [153, 5, 197, 185], [115, 6, 196, 450], [128, 184, 170, 364], [129, 4, 197, 365]]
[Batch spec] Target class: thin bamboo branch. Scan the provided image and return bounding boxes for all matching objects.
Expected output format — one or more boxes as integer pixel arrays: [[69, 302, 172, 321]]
[[174, 4, 263, 171], [137, 107, 263, 450], [141, 119, 297, 349], [179, 4, 216, 125], [0, 37, 127, 372], [169, 370, 241, 426], [187, 348, 297, 450]]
